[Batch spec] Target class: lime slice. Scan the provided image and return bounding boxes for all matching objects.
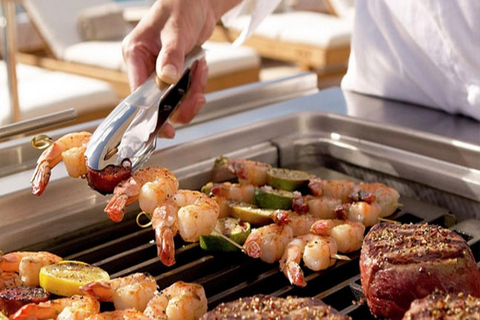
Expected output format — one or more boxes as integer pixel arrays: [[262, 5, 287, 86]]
[[231, 204, 274, 226], [199, 217, 251, 252], [39, 260, 109, 297], [201, 182, 214, 195], [267, 168, 310, 192], [254, 186, 293, 210]]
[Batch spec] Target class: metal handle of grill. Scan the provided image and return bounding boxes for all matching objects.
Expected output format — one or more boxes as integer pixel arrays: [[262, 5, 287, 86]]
[[0, 108, 77, 140]]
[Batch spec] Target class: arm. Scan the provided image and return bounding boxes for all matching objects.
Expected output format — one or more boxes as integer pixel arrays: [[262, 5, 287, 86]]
[[122, 0, 242, 137]]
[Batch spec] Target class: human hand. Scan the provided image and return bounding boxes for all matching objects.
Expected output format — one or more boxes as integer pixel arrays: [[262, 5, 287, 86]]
[[122, 0, 241, 138]]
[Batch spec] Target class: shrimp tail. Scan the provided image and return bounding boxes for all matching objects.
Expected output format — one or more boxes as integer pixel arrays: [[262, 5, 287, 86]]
[[11, 303, 58, 320], [284, 261, 306, 287], [79, 281, 113, 301], [272, 210, 291, 225], [310, 220, 330, 236], [104, 194, 129, 222], [31, 161, 51, 196], [156, 226, 176, 267], [244, 239, 262, 258]]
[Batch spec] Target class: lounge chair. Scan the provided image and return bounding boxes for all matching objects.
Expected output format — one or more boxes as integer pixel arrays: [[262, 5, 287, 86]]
[[16, 0, 261, 97], [0, 61, 119, 126], [210, 0, 354, 87]]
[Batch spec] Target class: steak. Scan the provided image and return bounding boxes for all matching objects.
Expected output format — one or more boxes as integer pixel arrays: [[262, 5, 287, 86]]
[[360, 223, 480, 320], [403, 291, 480, 320], [201, 294, 350, 319]]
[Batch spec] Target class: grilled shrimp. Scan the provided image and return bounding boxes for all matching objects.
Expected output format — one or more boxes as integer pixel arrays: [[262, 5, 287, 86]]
[[310, 219, 365, 253], [80, 273, 157, 312], [351, 182, 400, 217], [0, 251, 62, 287], [209, 182, 255, 204], [10, 294, 100, 320], [104, 167, 178, 222], [173, 190, 220, 243], [228, 159, 272, 186], [85, 309, 149, 320], [280, 234, 337, 287], [31, 132, 91, 196], [0, 271, 21, 289], [151, 200, 179, 266], [143, 281, 207, 320], [243, 224, 294, 263], [308, 178, 355, 203], [151, 190, 219, 266], [272, 210, 319, 236], [336, 202, 380, 227]]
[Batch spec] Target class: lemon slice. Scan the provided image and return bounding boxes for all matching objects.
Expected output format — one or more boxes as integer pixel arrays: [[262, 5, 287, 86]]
[[39, 260, 109, 297], [254, 186, 293, 210], [231, 204, 274, 226], [200, 217, 251, 252], [267, 168, 310, 192], [0, 312, 8, 320]]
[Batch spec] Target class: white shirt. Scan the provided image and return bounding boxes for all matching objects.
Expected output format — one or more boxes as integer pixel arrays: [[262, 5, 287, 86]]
[[227, 0, 480, 120], [341, 0, 480, 121]]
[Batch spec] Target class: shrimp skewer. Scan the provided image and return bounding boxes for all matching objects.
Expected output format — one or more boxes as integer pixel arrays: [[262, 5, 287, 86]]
[[272, 210, 319, 237], [228, 159, 272, 186], [80, 272, 157, 312], [280, 234, 338, 287], [31, 132, 91, 195], [0, 251, 62, 287], [149, 190, 219, 266], [85, 309, 149, 320], [104, 167, 178, 222], [310, 219, 365, 253], [336, 202, 381, 227], [10, 294, 100, 320], [350, 182, 400, 217], [143, 281, 207, 320], [308, 178, 355, 203], [243, 223, 293, 263]]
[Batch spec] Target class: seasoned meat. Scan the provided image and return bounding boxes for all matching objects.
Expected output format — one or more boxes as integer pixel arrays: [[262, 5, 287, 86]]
[[360, 223, 480, 320], [0, 286, 50, 316], [403, 291, 480, 320], [201, 294, 350, 320], [86, 159, 132, 195]]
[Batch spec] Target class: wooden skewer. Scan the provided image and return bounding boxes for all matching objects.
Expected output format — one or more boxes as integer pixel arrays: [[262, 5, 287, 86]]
[[210, 227, 246, 253], [332, 253, 351, 261], [378, 217, 401, 224]]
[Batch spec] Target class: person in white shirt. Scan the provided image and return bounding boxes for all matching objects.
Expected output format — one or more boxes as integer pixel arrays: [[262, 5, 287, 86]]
[[122, 0, 480, 137]]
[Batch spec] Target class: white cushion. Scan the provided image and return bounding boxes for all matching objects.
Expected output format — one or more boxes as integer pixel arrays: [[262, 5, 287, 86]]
[[203, 42, 261, 77], [22, 0, 113, 58], [64, 41, 126, 71], [63, 41, 260, 77], [226, 11, 352, 48], [0, 62, 118, 125]]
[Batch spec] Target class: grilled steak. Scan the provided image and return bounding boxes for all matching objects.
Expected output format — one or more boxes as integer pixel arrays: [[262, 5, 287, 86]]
[[201, 294, 350, 319], [403, 291, 480, 320], [0, 286, 50, 316], [360, 223, 480, 320]]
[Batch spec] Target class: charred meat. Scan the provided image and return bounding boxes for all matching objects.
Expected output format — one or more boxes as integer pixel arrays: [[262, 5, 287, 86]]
[[86, 159, 132, 195], [403, 291, 480, 320], [360, 222, 480, 320], [201, 294, 351, 319]]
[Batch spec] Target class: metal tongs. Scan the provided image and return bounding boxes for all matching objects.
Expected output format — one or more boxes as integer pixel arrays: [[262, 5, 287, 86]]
[[85, 47, 205, 172]]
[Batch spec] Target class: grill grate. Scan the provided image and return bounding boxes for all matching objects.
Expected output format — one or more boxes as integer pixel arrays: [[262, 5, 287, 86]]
[[19, 166, 480, 319]]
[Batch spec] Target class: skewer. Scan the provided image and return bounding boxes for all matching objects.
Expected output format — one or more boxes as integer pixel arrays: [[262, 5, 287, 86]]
[[332, 253, 351, 261], [210, 226, 246, 253], [136, 211, 153, 228]]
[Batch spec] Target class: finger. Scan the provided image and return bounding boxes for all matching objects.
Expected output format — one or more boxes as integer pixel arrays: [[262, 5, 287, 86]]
[[170, 59, 208, 124], [159, 123, 175, 139], [156, 39, 189, 85]]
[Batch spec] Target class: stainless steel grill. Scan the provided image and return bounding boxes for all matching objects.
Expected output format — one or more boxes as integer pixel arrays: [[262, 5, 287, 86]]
[[1, 77, 480, 319]]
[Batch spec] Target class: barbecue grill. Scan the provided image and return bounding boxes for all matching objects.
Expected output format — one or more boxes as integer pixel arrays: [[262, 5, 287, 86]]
[[1, 73, 479, 319]]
